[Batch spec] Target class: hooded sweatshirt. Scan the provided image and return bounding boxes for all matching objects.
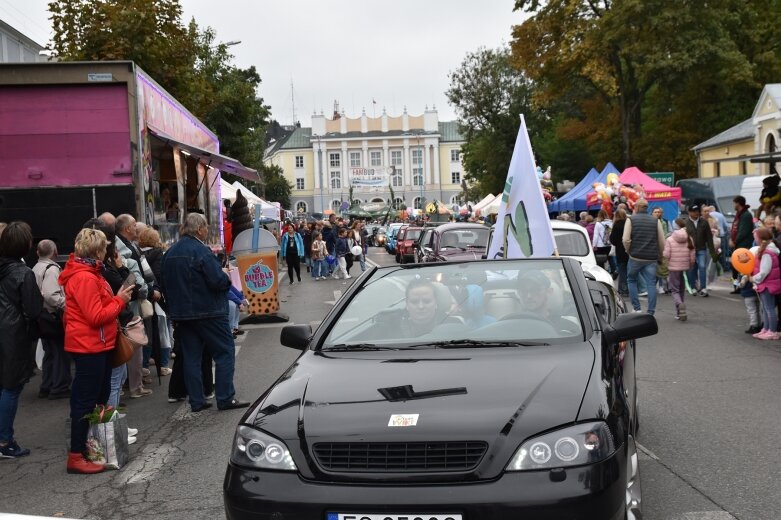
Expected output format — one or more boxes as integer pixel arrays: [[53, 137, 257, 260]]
[[59, 254, 126, 354], [663, 229, 695, 272]]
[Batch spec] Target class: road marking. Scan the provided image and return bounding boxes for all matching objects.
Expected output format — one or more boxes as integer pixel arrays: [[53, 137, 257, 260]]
[[674, 513, 737, 520], [636, 442, 660, 461]]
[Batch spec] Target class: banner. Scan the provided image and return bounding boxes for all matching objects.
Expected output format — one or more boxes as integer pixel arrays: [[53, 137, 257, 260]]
[[350, 166, 394, 187], [487, 115, 556, 259]]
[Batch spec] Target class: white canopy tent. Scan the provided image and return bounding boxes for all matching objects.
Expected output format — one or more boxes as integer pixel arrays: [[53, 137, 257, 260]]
[[473, 194, 497, 213], [230, 181, 280, 221], [485, 195, 502, 215]]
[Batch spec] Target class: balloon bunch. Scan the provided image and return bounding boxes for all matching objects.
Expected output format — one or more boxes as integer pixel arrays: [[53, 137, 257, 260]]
[[538, 166, 555, 205], [592, 174, 646, 215]]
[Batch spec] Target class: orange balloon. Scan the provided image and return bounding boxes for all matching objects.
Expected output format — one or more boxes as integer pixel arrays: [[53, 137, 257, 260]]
[[731, 248, 755, 276]]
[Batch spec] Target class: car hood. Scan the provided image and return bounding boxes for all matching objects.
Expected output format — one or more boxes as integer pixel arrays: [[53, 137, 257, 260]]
[[253, 343, 595, 448]]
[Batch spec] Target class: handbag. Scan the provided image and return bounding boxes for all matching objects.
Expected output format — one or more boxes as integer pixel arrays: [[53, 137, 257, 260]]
[[86, 409, 129, 470], [111, 317, 148, 368], [139, 299, 154, 319], [37, 309, 64, 338]]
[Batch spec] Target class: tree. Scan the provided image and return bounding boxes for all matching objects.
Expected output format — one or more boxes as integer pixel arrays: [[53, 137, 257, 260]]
[[510, 0, 781, 176], [447, 46, 591, 194], [260, 164, 293, 210]]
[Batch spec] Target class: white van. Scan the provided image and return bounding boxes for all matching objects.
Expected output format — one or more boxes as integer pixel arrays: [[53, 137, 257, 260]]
[[739, 175, 770, 210]]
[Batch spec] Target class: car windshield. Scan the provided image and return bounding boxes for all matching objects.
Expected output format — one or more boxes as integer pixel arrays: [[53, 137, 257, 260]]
[[406, 229, 422, 241], [553, 229, 591, 256], [440, 228, 489, 250], [321, 260, 583, 349]]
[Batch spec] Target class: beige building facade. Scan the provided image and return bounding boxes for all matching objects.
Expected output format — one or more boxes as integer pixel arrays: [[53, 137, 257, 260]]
[[693, 84, 781, 178], [265, 106, 466, 214]]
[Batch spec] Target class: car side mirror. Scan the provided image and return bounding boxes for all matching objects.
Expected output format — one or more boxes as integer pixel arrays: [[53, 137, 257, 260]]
[[423, 246, 433, 254], [280, 324, 312, 351], [605, 313, 658, 344]]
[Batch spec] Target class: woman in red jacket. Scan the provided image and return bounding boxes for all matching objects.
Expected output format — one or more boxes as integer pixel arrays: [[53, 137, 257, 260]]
[[60, 228, 132, 474]]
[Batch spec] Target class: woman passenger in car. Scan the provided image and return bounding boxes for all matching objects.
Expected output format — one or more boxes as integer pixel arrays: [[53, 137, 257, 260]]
[[403, 279, 441, 336]]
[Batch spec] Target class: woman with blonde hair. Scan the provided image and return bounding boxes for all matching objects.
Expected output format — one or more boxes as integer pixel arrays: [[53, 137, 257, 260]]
[[60, 228, 132, 473], [138, 227, 172, 375]]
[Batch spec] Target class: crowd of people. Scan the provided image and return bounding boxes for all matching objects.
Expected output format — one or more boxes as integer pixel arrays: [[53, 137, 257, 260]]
[[0, 212, 248, 474]]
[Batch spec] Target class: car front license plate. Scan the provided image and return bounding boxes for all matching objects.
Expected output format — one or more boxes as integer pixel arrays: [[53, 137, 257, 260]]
[[327, 515, 462, 520]]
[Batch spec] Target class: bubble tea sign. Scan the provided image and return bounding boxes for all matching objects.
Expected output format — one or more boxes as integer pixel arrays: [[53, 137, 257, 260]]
[[232, 207, 285, 320]]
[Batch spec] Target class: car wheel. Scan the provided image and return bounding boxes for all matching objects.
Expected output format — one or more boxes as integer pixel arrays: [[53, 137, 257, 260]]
[[625, 435, 642, 520]]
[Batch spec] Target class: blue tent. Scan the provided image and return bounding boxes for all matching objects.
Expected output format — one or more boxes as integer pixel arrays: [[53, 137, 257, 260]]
[[547, 168, 599, 213], [549, 163, 622, 213]]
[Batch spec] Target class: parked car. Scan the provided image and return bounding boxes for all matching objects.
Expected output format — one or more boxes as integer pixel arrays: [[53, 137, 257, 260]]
[[395, 226, 424, 263], [385, 223, 405, 255], [224, 257, 656, 519], [417, 223, 490, 263]]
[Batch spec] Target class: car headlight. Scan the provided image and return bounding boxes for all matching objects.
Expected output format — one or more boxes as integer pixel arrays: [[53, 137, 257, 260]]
[[230, 425, 297, 471], [506, 421, 616, 471]]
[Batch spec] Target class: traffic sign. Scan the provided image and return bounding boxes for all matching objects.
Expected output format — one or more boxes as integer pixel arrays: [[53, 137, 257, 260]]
[[648, 172, 675, 186]]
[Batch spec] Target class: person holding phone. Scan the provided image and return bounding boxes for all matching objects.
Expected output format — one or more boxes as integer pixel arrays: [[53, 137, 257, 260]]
[[60, 228, 133, 474]]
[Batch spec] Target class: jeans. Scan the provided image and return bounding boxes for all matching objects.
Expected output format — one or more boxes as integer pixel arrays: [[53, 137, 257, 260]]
[[312, 259, 327, 278], [229, 300, 240, 331], [687, 249, 708, 291], [0, 385, 24, 443], [108, 363, 127, 409], [628, 259, 658, 314], [40, 335, 72, 394], [358, 251, 366, 271], [286, 255, 301, 282], [667, 271, 685, 309], [70, 352, 112, 454], [758, 290, 778, 332], [177, 317, 236, 409]]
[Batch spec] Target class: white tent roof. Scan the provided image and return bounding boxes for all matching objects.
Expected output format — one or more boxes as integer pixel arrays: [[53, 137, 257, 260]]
[[485, 195, 502, 215], [230, 181, 280, 220], [219, 178, 237, 200], [473, 194, 497, 212]]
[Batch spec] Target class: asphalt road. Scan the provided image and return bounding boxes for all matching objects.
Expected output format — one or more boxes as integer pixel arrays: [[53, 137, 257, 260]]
[[1, 248, 779, 519]]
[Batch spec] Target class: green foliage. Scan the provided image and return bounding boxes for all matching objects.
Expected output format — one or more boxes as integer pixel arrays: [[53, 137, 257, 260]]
[[511, 0, 781, 178], [48, 0, 271, 189], [260, 164, 293, 210]]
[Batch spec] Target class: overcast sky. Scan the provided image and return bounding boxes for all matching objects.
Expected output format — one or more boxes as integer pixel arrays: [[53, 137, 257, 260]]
[[0, 0, 522, 124]]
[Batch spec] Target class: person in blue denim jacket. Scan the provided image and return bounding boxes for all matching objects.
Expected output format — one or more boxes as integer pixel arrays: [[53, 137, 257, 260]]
[[160, 213, 249, 413]]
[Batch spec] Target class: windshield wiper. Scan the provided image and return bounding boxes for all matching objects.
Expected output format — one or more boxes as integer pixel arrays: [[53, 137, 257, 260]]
[[402, 339, 550, 349], [324, 343, 400, 351]]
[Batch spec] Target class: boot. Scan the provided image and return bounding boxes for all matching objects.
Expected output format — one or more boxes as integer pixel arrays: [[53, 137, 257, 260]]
[[67, 452, 105, 474]]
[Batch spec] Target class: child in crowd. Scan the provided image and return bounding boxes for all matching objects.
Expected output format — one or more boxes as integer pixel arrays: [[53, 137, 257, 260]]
[[664, 218, 695, 321], [739, 273, 762, 335], [311, 232, 327, 281], [748, 228, 781, 340]]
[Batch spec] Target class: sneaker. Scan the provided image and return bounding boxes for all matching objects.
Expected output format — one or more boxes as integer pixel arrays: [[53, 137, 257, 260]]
[[638, 292, 648, 297], [142, 368, 150, 377], [159, 367, 172, 376], [0, 440, 30, 458], [345, 275, 352, 279], [127, 436, 137, 445], [168, 396, 185, 403], [205, 392, 215, 400], [130, 388, 153, 398], [758, 330, 777, 340], [678, 303, 687, 322], [699, 289, 709, 297], [127, 428, 138, 437], [48, 390, 71, 400], [753, 329, 769, 338]]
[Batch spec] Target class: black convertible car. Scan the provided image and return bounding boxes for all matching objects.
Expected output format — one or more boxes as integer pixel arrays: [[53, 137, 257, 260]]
[[224, 258, 656, 520]]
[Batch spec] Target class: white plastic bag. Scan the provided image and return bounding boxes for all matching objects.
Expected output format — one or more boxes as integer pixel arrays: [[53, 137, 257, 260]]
[[35, 338, 44, 370]]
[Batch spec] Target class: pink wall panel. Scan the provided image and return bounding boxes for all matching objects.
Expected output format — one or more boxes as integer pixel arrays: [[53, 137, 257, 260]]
[[0, 84, 132, 187]]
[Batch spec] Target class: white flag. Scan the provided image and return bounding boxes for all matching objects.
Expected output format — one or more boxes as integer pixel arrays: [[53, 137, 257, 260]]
[[486, 115, 556, 259]]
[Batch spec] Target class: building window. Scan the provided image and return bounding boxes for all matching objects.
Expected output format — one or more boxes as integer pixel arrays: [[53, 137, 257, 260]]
[[451, 171, 461, 184], [331, 200, 342, 212], [350, 151, 361, 167], [295, 155, 304, 168], [412, 149, 422, 165], [714, 162, 721, 178], [370, 151, 382, 167], [295, 178, 305, 190], [413, 197, 423, 210], [450, 149, 461, 162], [450, 195, 459, 206], [329, 153, 341, 167], [296, 201, 307, 213], [330, 171, 341, 189], [390, 150, 402, 166], [393, 197, 404, 210], [413, 168, 423, 186], [392, 172, 403, 187], [352, 199, 362, 206], [740, 160, 747, 175]]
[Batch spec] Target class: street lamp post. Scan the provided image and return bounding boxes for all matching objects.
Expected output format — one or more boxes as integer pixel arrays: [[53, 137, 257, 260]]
[[417, 133, 425, 217]]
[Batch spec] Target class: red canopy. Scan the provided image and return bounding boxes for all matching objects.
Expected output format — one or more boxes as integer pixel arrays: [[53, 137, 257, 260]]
[[619, 167, 681, 202]]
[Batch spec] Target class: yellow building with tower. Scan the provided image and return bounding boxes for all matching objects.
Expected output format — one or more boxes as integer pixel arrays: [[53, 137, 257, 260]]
[[693, 84, 781, 177], [264, 104, 466, 215]]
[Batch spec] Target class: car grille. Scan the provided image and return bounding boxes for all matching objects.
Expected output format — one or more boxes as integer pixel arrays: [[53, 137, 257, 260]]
[[312, 441, 488, 472]]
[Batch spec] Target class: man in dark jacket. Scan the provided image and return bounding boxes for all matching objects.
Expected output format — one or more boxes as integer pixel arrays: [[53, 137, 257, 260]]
[[730, 196, 755, 293], [622, 199, 665, 314], [161, 213, 248, 413], [684, 204, 717, 297], [0, 221, 43, 458]]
